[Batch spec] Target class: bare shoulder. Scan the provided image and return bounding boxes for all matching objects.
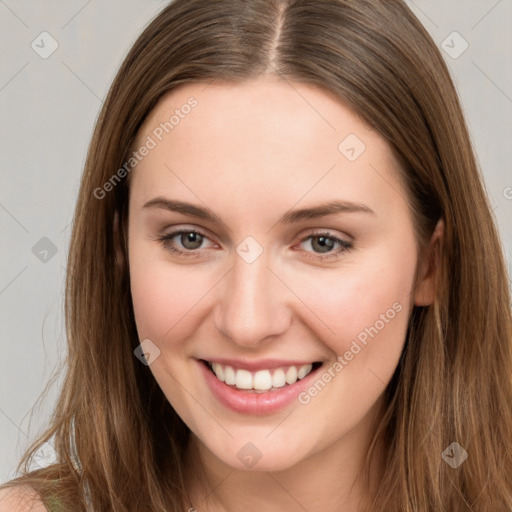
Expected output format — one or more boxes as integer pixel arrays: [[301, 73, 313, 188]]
[[0, 485, 48, 512]]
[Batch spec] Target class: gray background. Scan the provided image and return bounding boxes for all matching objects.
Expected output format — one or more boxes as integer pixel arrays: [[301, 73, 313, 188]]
[[1, 0, 511, 482]]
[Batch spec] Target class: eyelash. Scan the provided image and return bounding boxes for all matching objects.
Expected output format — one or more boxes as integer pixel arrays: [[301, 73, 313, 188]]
[[157, 228, 353, 262]]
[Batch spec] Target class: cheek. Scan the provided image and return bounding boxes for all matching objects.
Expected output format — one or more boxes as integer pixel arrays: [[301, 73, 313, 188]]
[[129, 246, 215, 345], [285, 241, 416, 364], [129, 232, 218, 350]]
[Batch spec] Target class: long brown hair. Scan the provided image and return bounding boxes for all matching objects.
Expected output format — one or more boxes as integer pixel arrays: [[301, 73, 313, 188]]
[[2, 0, 512, 510]]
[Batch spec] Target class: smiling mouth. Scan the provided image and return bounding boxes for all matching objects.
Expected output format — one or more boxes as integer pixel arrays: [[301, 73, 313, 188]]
[[200, 360, 323, 393]]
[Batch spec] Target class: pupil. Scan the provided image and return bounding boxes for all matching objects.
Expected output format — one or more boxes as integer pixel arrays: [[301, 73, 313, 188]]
[[182, 232, 202, 249], [313, 236, 334, 253]]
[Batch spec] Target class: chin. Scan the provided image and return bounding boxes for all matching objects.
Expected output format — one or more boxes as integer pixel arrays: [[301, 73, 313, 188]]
[[201, 433, 315, 473]]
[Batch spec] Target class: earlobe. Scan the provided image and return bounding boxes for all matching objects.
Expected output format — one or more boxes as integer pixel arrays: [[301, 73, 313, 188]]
[[413, 218, 444, 306], [113, 210, 126, 270]]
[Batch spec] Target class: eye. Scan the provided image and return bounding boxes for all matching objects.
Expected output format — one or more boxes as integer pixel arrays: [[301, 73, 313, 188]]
[[296, 231, 353, 261], [157, 228, 353, 261], [158, 229, 214, 257]]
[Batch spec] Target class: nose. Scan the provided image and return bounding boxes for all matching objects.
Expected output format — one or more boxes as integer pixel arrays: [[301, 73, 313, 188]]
[[213, 250, 291, 347]]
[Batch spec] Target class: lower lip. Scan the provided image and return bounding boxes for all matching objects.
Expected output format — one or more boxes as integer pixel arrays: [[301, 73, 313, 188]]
[[198, 359, 322, 415]]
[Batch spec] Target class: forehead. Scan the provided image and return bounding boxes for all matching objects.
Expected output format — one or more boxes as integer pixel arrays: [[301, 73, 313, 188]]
[[130, 77, 408, 222], [136, 77, 384, 155]]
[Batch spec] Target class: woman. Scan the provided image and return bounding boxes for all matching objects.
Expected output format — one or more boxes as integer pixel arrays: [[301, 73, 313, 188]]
[[1, 0, 511, 510]]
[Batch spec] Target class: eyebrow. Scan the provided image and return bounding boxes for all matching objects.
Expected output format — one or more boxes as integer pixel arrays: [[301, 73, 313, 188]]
[[142, 197, 375, 225]]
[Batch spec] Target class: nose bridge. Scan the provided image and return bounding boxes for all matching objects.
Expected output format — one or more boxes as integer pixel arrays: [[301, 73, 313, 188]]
[[214, 249, 290, 346]]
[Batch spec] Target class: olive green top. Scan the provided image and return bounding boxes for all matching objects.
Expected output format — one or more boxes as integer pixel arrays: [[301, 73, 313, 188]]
[[44, 495, 65, 512]]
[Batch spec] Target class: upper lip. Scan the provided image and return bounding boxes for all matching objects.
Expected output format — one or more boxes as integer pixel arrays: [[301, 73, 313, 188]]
[[199, 357, 321, 372]]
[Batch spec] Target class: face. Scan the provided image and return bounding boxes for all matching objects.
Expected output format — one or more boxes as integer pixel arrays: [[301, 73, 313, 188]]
[[126, 76, 433, 472]]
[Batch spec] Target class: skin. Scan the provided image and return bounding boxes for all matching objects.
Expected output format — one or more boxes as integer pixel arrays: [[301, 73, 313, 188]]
[[124, 75, 443, 512]]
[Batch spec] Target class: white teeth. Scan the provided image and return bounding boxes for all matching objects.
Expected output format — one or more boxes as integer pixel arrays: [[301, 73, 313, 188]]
[[209, 361, 316, 390], [285, 366, 297, 384], [212, 363, 224, 382], [297, 363, 313, 380], [253, 370, 272, 390], [224, 365, 236, 385], [272, 369, 286, 388], [235, 369, 253, 389]]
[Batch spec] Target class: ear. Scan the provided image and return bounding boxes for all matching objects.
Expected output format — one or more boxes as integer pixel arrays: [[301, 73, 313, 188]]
[[413, 218, 444, 306], [113, 210, 126, 270]]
